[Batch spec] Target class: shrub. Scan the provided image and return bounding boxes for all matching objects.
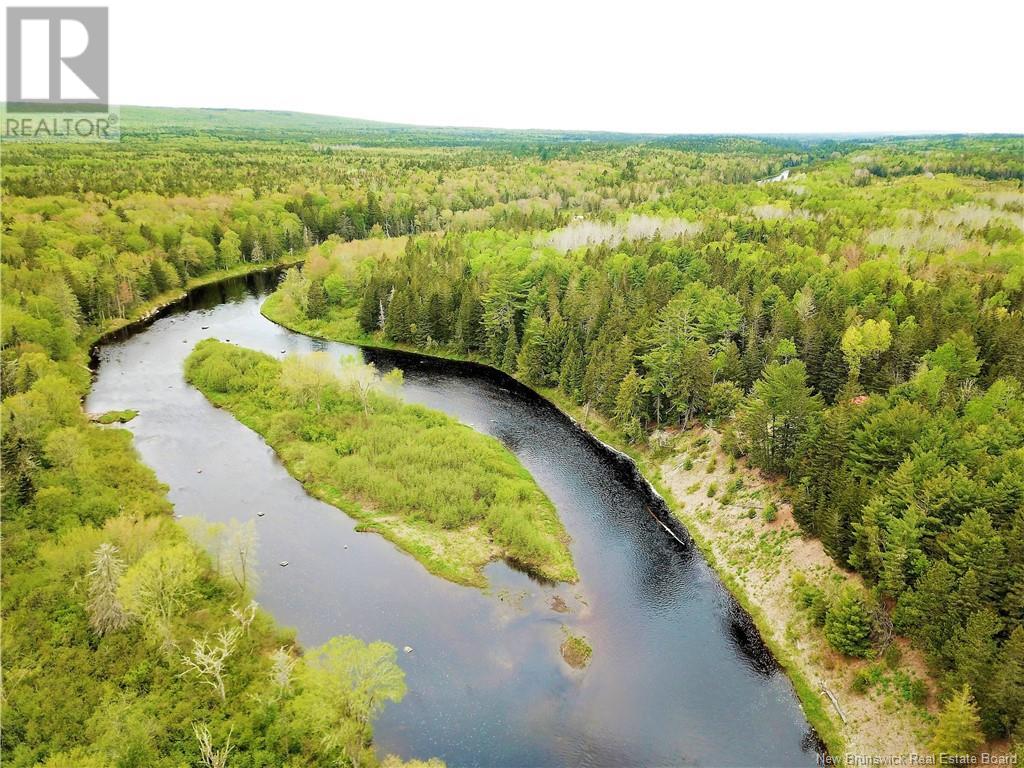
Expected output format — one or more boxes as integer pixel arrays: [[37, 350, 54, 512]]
[[792, 574, 831, 626], [763, 502, 778, 523], [851, 668, 874, 694], [883, 643, 902, 669]]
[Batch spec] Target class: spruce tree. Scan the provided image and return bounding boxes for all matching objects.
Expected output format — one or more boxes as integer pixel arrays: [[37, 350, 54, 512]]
[[516, 314, 548, 385], [995, 627, 1024, 738], [501, 324, 519, 374], [306, 280, 327, 320], [944, 509, 1006, 603], [945, 609, 1003, 736], [614, 369, 645, 443], [824, 586, 873, 658], [930, 685, 984, 757], [559, 335, 584, 402]]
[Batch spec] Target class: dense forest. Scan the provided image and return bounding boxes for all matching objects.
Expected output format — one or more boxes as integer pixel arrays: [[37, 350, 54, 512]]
[[269, 140, 1024, 754], [2, 107, 1023, 762]]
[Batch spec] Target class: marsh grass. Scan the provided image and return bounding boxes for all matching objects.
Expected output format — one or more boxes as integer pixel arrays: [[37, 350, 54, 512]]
[[185, 340, 577, 587], [559, 629, 593, 669], [94, 409, 139, 424]]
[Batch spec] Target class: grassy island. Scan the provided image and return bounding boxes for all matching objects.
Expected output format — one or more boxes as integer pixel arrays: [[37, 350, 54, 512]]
[[185, 339, 577, 587]]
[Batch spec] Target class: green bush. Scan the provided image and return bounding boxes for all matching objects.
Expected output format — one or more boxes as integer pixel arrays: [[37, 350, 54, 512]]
[[792, 574, 831, 627]]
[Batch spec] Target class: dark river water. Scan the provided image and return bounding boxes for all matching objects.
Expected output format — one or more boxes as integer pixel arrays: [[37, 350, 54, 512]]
[[87, 273, 822, 768]]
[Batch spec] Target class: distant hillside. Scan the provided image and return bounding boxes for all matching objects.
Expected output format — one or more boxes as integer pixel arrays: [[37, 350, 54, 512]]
[[115, 105, 662, 146]]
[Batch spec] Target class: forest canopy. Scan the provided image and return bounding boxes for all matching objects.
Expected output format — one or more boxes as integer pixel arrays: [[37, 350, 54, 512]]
[[2, 116, 1023, 763], [265, 138, 1024, 750]]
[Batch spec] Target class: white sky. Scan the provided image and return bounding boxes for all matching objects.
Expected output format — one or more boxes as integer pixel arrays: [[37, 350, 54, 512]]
[[3, 0, 1023, 134]]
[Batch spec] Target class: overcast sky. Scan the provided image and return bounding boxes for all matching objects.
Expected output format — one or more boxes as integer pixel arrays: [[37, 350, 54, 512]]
[[4, 0, 1023, 134]]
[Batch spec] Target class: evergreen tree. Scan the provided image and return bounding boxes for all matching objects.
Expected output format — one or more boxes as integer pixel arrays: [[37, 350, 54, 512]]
[[516, 314, 548, 385], [614, 369, 646, 443], [501, 324, 519, 374], [824, 587, 873, 657], [544, 309, 568, 382], [930, 685, 985, 757], [559, 335, 584, 402], [995, 627, 1024, 738], [945, 609, 1003, 735], [306, 280, 327, 320], [943, 509, 1006, 603], [357, 278, 383, 333], [384, 289, 411, 343], [454, 285, 482, 353], [738, 360, 821, 476], [894, 561, 958, 661]]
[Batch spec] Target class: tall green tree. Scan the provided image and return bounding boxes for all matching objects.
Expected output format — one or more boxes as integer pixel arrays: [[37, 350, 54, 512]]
[[738, 360, 821, 476], [930, 685, 985, 757]]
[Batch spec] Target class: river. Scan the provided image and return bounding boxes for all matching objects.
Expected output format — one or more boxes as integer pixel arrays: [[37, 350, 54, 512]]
[[87, 272, 823, 767]]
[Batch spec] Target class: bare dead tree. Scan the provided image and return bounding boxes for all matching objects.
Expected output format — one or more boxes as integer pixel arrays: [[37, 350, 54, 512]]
[[270, 646, 297, 697], [230, 600, 258, 635], [87, 543, 131, 636], [192, 722, 233, 768], [179, 626, 241, 701]]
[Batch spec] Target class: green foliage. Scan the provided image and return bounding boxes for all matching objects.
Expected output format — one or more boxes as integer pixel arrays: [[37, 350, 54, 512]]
[[842, 318, 893, 384], [185, 340, 576, 586], [264, 147, 1024, 732], [6, 116, 1024, 760], [289, 637, 407, 763], [824, 587, 874, 658], [791, 573, 830, 627], [931, 685, 985, 757], [559, 629, 593, 669], [614, 368, 646, 442], [738, 360, 821, 476], [94, 409, 138, 424]]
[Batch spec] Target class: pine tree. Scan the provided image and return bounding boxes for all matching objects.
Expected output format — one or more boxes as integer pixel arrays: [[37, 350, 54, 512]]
[[357, 278, 381, 333], [879, 503, 928, 597], [738, 360, 821, 477], [87, 543, 131, 636], [893, 561, 958, 662], [544, 309, 568, 382], [1004, 511, 1024, 622], [559, 335, 584, 402], [824, 586, 873, 657], [516, 314, 548, 384], [945, 609, 1003, 735], [954, 569, 985, 624], [943, 509, 1006, 603], [306, 280, 327, 320], [614, 369, 646, 443], [930, 685, 984, 757], [384, 289, 411, 342], [501, 324, 519, 374], [995, 627, 1024, 738], [454, 285, 482, 353]]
